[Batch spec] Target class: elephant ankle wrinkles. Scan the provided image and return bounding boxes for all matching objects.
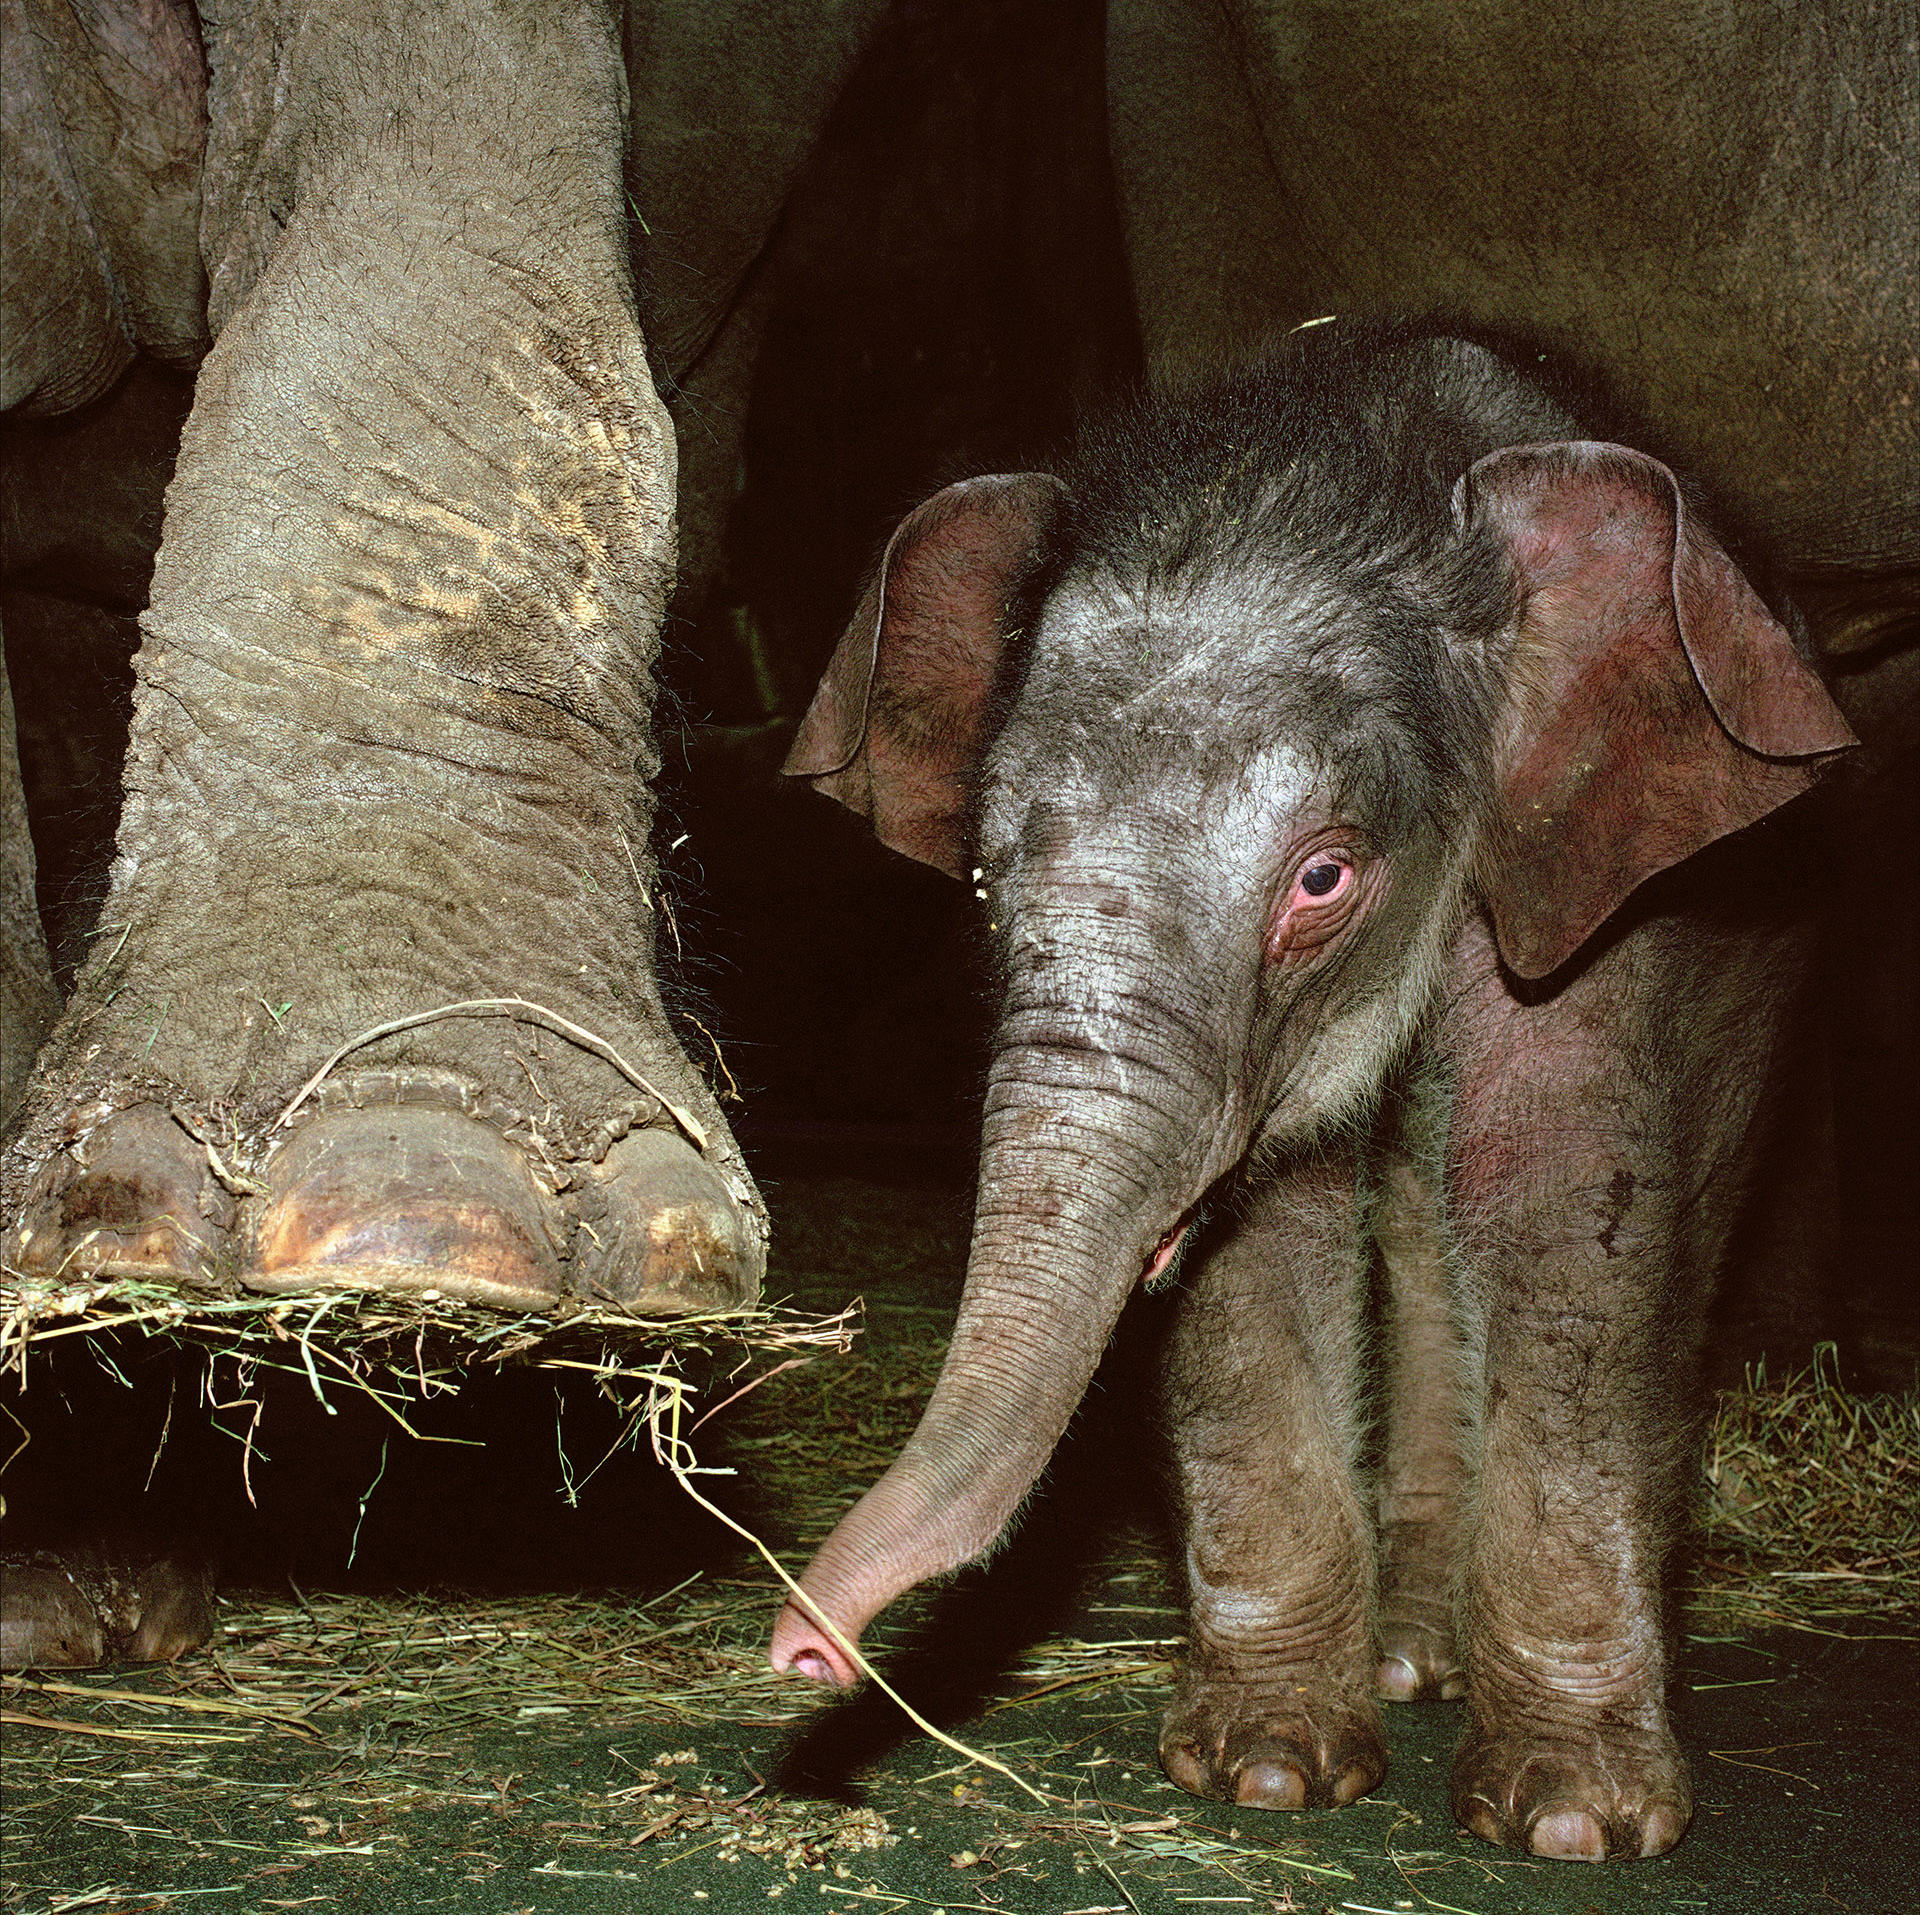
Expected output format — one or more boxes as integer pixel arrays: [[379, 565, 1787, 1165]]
[[1191, 1588, 1371, 1657], [1470, 1639, 1665, 1711]]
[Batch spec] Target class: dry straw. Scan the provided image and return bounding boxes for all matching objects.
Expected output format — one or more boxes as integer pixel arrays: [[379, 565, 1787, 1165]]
[[0, 1269, 859, 1436], [1696, 1343, 1919, 1636], [3, 1247, 1912, 1875]]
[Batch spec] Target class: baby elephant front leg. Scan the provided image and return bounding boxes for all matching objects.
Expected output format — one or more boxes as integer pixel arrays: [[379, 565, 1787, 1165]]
[[1160, 1154, 1385, 1810], [1453, 1262, 1695, 1864]]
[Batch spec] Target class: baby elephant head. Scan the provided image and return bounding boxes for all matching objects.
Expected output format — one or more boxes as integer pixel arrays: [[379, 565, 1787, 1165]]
[[770, 334, 1852, 1686]]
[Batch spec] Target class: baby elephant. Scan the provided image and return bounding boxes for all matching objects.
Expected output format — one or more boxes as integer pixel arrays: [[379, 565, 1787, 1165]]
[[770, 321, 1853, 1860]]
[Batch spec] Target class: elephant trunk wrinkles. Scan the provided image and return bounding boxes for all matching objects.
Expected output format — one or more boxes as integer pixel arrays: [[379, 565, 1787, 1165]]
[[773, 1019, 1232, 1685]]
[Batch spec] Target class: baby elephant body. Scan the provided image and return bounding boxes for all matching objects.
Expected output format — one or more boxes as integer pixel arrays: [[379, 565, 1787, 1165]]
[[771, 323, 1854, 1861]]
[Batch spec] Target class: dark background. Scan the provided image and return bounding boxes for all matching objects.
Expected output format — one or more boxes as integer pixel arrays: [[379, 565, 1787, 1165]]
[[652, 0, 1136, 1139]]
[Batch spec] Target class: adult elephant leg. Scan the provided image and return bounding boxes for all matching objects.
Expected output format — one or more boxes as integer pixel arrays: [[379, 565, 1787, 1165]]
[[1159, 1146, 1385, 1811], [1, 640, 58, 1120], [1369, 1075, 1466, 1703], [2, 1, 763, 1310]]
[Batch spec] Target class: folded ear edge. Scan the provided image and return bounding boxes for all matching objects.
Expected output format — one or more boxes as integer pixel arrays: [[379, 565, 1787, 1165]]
[[780, 473, 1066, 880], [1460, 442, 1857, 982]]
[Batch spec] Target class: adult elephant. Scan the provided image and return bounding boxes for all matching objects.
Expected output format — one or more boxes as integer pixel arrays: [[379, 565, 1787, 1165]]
[[1, 0, 894, 1307], [1107, 0, 1918, 658]]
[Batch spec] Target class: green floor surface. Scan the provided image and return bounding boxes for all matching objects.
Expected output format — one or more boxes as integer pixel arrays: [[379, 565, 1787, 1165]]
[[5, 1162, 1916, 1915]]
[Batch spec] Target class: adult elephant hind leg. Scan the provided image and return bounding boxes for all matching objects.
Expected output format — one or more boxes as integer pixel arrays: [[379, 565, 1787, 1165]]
[[1, 640, 59, 1122], [1, 2, 763, 1315], [1159, 1148, 1385, 1812], [1369, 1075, 1466, 1703]]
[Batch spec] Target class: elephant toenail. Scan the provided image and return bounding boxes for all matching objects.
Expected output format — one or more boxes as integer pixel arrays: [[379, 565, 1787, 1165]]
[[1331, 1761, 1374, 1806], [10, 1105, 227, 1285], [1375, 1654, 1421, 1701], [1464, 1799, 1504, 1846], [569, 1127, 761, 1311], [1640, 1803, 1687, 1856], [1234, 1760, 1307, 1809], [1158, 1742, 1209, 1796], [1528, 1807, 1607, 1861], [246, 1107, 564, 1307]]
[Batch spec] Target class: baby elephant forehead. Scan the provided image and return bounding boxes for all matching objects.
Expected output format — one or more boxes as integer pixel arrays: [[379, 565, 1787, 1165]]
[[984, 715, 1324, 872], [1041, 556, 1416, 698]]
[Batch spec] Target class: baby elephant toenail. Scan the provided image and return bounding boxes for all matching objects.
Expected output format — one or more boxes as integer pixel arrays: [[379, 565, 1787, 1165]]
[[1528, 1807, 1608, 1861], [1158, 1742, 1209, 1796]]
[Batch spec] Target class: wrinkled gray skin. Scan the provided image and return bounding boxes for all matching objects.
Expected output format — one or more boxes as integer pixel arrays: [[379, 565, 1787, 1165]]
[[0, 0, 890, 1315], [0, 0, 890, 1675], [771, 325, 1860, 1862]]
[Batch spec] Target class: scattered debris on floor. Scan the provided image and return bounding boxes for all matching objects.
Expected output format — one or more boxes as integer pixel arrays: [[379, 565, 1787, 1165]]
[[4, 1173, 1916, 1911]]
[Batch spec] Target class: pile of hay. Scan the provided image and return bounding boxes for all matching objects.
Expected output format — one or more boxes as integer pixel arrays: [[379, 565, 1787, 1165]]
[[1696, 1344, 1920, 1635]]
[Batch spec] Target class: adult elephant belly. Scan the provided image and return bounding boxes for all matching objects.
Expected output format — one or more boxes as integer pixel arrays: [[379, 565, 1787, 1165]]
[[1109, 0, 1920, 647]]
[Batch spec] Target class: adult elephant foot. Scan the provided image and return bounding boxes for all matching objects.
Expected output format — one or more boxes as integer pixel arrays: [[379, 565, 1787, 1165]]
[[1158, 1665, 1388, 1810], [0, 1542, 216, 1670], [1451, 1705, 1692, 1860], [8, 1089, 759, 1317], [4, 776, 763, 1314], [0, 3, 768, 1321]]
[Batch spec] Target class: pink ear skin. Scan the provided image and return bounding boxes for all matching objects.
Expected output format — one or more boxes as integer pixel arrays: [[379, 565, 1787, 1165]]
[[1459, 443, 1858, 980], [781, 473, 1067, 879]]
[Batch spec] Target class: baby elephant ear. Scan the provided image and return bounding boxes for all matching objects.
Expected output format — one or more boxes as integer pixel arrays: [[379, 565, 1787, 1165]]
[[1461, 442, 1857, 979], [782, 472, 1066, 877]]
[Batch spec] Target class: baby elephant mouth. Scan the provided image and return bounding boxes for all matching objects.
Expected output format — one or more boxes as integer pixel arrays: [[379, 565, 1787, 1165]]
[[1142, 1214, 1195, 1289]]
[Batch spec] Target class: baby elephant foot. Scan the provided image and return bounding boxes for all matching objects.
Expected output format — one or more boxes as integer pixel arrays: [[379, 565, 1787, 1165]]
[[1451, 1717, 1692, 1860], [1374, 1603, 1465, 1702], [1159, 1670, 1388, 1810]]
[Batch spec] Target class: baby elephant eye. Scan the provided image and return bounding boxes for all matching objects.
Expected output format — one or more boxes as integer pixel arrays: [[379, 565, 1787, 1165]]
[[1266, 851, 1359, 964]]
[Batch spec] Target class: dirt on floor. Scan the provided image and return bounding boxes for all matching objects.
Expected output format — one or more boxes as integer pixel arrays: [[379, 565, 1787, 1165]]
[[4, 1146, 1917, 1915]]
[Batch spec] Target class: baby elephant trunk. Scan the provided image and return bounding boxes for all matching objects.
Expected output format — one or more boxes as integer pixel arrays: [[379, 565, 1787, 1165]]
[[770, 1117, 1187, 1684]]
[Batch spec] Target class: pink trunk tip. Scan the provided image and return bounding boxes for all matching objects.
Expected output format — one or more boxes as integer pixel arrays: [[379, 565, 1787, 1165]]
[[770, 1601, 863, 1687]]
